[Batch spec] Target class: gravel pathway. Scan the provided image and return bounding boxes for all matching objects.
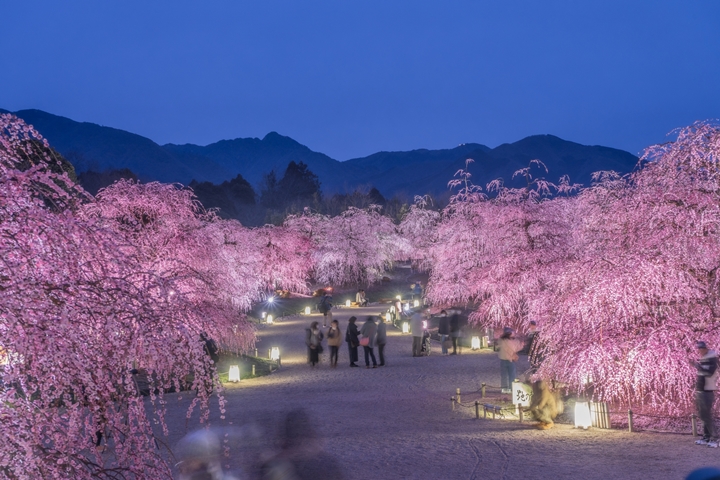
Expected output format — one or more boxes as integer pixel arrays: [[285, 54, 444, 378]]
[[161, 305, 716, 479]]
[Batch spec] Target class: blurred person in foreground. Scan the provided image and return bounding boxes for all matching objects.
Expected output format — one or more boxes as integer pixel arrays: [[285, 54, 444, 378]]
[[260, 409, 344, 480], [176, 429, 239, 480], [525, 380, 559, 430]]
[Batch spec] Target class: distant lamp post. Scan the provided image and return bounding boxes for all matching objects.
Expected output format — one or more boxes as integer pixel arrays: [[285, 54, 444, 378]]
[[266, 314, 274, 325], [471, 336, 481, 350], [574, 401, 592, 429], [228, 365, 240, 383], [402, 322, 410, 334], [270, 347, 280, 361], [304, 306, 311, 315]]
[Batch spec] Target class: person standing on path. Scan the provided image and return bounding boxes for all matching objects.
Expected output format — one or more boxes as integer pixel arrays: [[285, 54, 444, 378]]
[[359, 316, 378, 368], [305, 321, 324, 368], [345, 316, 360, 367], [497, 327, 523, 393], [449, 314, 462, 355], [438, 310, 450, 355], [319, 293, 333, 327], [410, 312, 424, 357], [694, 341, 719, 447], [326, 319, 342, 367], [376, 316, 387, 366]]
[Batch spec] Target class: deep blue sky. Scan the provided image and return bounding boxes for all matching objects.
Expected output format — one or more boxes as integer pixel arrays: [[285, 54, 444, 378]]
[[2, 1, 719, 159]]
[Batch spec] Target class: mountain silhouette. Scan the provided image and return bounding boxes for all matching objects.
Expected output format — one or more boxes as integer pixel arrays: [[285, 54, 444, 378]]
[[1, 108, 639, 199]]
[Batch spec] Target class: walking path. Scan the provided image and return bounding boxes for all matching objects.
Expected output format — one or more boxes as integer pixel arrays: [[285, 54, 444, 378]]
[[162, 305, 715, 479]]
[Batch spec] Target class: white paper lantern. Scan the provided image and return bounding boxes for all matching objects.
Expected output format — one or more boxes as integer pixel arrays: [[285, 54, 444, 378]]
[[385, 312, 391, 323], [346, 299, 351, 307], [402, 322, 410, 334], [403, 303, 409, 311], [413, 299, 420, 307], [304, 306, 311, 315], [266, 314, 273, 324], [270, 346, 280, 361], [228, 365, 240, 383], [471, 336, 481, 350], [512, 381, 533, 407], [574, 401, 592, 429], [261, 312, 266, 319]]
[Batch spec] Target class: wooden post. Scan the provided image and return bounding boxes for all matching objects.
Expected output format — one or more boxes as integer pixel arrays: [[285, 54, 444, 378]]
[[483, 405, 488, 419], [451, 396, 456, 411], [518, 404, 524, 423], [252, 364, 256, 376], [691, 414, 698, 437], [628, 410, 634, 433], [254, 348, 258, 358], [277, 355, 282, 367], [475, 401, 480, 419], [456, 388, 461, 404]]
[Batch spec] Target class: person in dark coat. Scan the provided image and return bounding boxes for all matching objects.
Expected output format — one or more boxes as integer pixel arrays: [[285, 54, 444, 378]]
[[345, 316, 360, 367], [438, 310, 450, 355], [359, 316, 378, 368], [376, 317, 387, 366], [694, 341, 719, 446], [449, 314, 462, 355]]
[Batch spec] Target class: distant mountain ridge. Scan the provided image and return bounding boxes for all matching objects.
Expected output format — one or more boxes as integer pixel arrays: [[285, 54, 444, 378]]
[[1, 108, 639, 199]]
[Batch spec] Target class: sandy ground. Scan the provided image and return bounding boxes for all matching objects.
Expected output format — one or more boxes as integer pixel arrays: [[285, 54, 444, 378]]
[[158, 305, 718, 479]]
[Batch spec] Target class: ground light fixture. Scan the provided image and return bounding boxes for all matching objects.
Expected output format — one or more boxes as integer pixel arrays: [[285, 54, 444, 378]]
[[385, 312, 392, 323], [228, 365, 240, 383], [403, 303, 410, 311], [261, 312, 266, 319], [304, 306, 311, 315], [266, 314, 274, 325], [402, 322, 410, 334], [482, 335, 490, 348], [575, 401, 592, 429], [471, 336, 481, 350], [346, 299, 351, 307], [413, 299, 420, 307], [270, 347, 280, 361]]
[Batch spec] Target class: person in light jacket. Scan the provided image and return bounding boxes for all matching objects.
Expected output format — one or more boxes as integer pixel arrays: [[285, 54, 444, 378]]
[[359, 316, 378, 368], [326, 319, 343, 368], [694, 341, 719, 447], [497, 327, 523, 393], [345, 316, 360, 367], [376, 317, 387, 366]]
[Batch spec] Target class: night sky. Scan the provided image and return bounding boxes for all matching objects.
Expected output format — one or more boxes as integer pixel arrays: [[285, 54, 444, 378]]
[[2, 1, 719, 159]]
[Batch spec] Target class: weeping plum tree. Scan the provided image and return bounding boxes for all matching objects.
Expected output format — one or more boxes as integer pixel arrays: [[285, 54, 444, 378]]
[[285, 206, 409, 286], [536, 122, 720, 413], [422, 122, 720, 414], [0, 115, 314, 478]]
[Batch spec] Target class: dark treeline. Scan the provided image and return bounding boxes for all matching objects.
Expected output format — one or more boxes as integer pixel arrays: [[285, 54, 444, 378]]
[[76, 160, 428, 226]]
